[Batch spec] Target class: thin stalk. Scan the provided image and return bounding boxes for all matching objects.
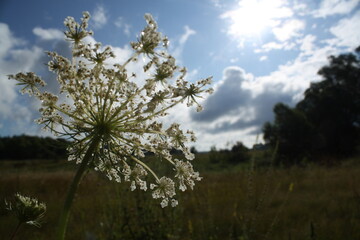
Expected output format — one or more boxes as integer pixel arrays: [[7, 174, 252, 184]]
[[9, 222, 22, 240], [56, 136, 101, 240]]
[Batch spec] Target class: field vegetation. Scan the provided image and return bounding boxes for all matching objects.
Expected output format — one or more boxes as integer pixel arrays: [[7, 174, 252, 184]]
[[1, 152, 360, 240]]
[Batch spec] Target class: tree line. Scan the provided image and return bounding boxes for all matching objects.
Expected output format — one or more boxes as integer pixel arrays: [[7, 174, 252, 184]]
[[263, 46, 360, 165], [0, 135, 69, 160]]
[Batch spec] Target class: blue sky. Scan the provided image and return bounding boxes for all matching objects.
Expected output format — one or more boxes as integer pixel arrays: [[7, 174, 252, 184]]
[[0, 0, 359, 151]]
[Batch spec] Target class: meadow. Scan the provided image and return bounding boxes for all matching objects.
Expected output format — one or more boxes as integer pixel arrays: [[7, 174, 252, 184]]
[[1, 153, 360, 240]]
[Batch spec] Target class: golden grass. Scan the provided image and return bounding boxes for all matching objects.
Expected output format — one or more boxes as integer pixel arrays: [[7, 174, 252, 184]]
[[1, 159, 360, 240]]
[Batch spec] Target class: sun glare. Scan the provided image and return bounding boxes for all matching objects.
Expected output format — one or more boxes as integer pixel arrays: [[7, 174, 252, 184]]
[[223, 0, 293, 38]]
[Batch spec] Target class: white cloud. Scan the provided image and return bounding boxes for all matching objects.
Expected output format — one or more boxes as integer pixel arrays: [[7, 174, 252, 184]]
[[172, 25, 196, 61], [255, 41, 296, 53], [293, 2, 308, 16], [114, 17, 131, 37], [179, 26, 196, 45], [259, 55, 268, 61], [33, 27, 63, 41], [189, 36, 344, 150], [0, 23, 23, 58], [329, 10, 360, 48], [249, 42, 341, 103], [299, 34, 317, 56], [0, 23, 45, 136], [314, 0, 359, 18], [92, 5, 107, 29], [255, 42, 283, 53], [189, 66, 292, 149], [272, 19, 305, 42], [0, 22, 146, 137]]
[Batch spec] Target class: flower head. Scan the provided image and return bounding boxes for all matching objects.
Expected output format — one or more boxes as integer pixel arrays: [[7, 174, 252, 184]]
[[9, 12, 212, 207], [150, 177, 177, 208], [174, 159, 202, 191], [5, 193, 46, 227]]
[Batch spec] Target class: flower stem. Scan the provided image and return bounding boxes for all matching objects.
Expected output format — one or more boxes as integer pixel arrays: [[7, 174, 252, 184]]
[[9, 222, 22, 240], [56, 136, 101, 240]]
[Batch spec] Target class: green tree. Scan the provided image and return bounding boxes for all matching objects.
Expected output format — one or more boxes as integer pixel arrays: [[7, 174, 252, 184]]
[[297, 47, 360, 156], [263, 103, 316, 165], [229, 141, 250, 164], [263, 46, 360, 164]]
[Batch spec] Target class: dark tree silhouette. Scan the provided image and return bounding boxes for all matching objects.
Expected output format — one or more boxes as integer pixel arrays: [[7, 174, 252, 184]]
[[263, 103, 316, 165], [263, 46, 360, 164], [0, 135, 69, 160], [298, 47, 360, 156]]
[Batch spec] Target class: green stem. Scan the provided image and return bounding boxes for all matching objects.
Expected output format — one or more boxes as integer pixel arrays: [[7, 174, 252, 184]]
[[56, 136, 101, 240]]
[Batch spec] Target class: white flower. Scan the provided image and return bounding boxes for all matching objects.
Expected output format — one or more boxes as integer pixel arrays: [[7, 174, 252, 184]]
[[5, 193, 46, 228], [129, 164, 148, 191], [151, 177, 177, 207], [9, 12, 212, 207], [174, 159, 201, 191]]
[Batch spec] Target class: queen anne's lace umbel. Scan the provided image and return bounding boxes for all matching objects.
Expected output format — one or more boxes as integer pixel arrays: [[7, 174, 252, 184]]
[[9, 12, 212, 207]]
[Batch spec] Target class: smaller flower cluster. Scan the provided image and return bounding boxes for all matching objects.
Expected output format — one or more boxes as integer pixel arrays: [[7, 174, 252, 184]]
[[174, 159, 202, 191], [130, 13, 168, 56], [5, 193, 46, 227], [10, 72, 46, 96], [151, 177, 178, 208], [64, 11, 93, 55]]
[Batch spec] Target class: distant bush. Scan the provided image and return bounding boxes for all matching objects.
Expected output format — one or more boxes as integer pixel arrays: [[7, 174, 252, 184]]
[[0, 135, 70, 160], [209, 141, 250, 165]]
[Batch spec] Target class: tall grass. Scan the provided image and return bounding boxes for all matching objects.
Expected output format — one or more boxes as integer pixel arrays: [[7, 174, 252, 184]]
[[1, 158, 360, 239]]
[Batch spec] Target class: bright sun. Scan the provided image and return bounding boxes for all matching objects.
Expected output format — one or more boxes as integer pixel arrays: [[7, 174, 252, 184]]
[[223, 0, 292, 38]]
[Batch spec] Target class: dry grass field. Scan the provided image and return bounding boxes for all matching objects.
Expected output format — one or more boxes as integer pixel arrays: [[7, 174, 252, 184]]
[[1, 157, 360, 240]]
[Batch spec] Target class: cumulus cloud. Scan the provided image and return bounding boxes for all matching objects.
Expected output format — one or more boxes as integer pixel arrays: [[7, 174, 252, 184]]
[[329, 10, 360, 48], [0, 23, 45, 136], [188, 36, 342, 150], [0, 21, 148, 137], [92, 5, 107, 29], [33, 27, 63, 41], [191, 66, 296, 133], [313, 0, 359, 18], [192, 67, 252, 122], [0, 23, 21, 58], [252, 18, 305, 54]]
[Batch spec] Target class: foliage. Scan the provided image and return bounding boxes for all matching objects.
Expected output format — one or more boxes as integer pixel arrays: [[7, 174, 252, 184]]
[[263, 47, 360, 165], [1, 158, 360, 240], [0, 135, 69, 160], [208, 141, 250, 165]]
